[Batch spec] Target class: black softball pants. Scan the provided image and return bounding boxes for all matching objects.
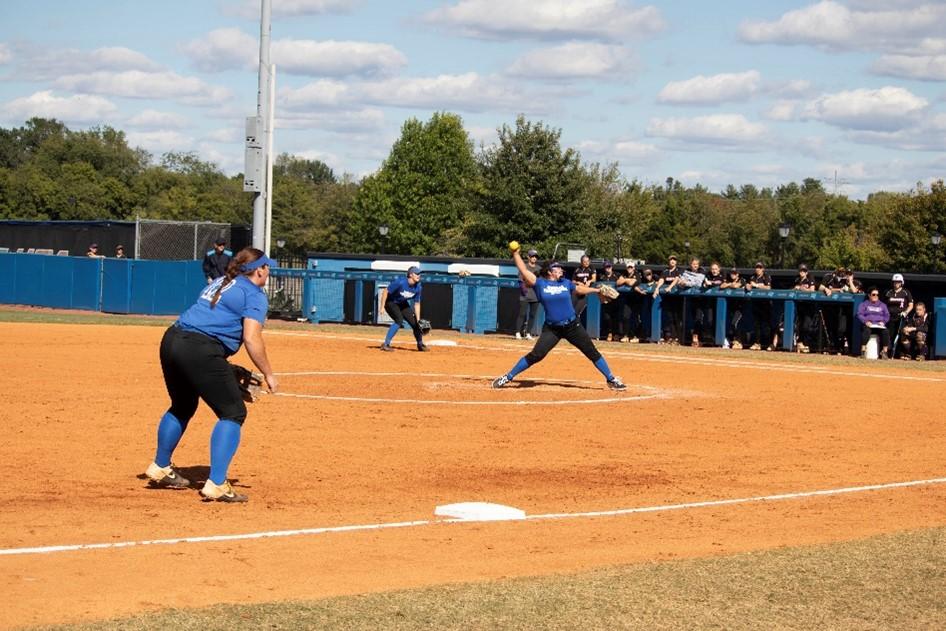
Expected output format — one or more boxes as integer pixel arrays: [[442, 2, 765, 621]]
[[385, 300, 424, 343], [160, 325, 247, 425], [524, 319, 602, 367]]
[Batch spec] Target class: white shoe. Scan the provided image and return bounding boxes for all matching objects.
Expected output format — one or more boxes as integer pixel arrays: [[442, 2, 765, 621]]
[[515, 332, 522, 340], [525, 333, 533, 340], [722, 338, 730, 349]]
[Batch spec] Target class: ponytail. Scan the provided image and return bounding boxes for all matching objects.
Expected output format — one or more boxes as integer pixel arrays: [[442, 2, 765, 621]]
[[210, 247, 265, 307]]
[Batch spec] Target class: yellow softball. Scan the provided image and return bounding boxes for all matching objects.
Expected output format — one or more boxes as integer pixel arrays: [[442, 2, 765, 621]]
[[508, 240, 520, 252]]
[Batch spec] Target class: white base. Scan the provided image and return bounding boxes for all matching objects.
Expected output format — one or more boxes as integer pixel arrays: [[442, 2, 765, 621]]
[[425, 339, 458, 346], [434, 502, 526, 521], [865, 333, 879, 360]]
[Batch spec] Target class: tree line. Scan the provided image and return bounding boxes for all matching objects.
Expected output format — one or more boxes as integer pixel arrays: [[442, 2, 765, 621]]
[[1, 115, 943, 272]]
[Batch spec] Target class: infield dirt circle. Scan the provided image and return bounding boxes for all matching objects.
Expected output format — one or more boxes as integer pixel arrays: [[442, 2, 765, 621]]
[[0, 320, 944, 628]]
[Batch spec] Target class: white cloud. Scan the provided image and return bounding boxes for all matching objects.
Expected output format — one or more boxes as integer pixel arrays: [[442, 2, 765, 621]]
[[646, 114, 769, 146], [272, 39, 407, 77], [424, 0, 665, 42], [126, 109, 188, 129], [281, 73, 541, 113], [765, 101, 797, 121], [183, 29, 406, 77], [576, 138, 660, 165], [802, 86, 928, 131], [872, 54, 946, 81], [657, 70, 761, 105], [181, 28, 257, 72], [277, 108, 385, 133], [7, 44, 161, 80], [0, 43, 12, 64], [3, 90, 117, 124], [844, 113, 946, 151], [54, 70, 233, 106], [771, 79, 814, 98], [204, 128, 243, 143], [507, 42, 634, 80], [126, 130, 195, 153], [739, 2, 946, 81], [230, 0, 358, 19]]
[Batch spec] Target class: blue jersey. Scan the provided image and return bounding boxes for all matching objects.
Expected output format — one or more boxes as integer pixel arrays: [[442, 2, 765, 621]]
[[385, 276, 422, 305], [534, 277, 576, 324], [177, 275, 268, 355]]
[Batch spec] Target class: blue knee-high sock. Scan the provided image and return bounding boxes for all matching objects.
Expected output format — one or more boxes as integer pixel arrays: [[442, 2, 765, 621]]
[[209, 419, 242, 485], [154, 411, 187, 467], [506, 357, 530, 380], [593, 357, 615, 381], [384, 322, 400, 345]]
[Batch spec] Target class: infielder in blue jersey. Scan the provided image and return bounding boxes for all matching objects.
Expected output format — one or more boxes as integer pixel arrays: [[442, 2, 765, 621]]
[[145, 247, 278, 503], [379, 265, 428, 352], [492, 247, 626, 390]]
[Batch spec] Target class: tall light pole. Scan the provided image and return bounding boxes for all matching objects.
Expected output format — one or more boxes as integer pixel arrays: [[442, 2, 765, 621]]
[[778, 223, 791, 268], [247, 0, 273, 253]]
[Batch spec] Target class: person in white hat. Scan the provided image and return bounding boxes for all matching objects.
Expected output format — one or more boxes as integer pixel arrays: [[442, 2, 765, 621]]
[[884, 273, 913, 357]]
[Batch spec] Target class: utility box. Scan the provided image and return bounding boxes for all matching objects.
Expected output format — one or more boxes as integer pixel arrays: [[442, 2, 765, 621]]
[[243, 116, 263, 192], [935, 297, 946, 358]]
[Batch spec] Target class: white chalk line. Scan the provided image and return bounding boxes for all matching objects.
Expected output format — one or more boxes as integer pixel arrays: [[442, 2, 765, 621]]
[[2, 476, 944, 558], [268, 330, 944, 383], [274, 370, 663, 405]]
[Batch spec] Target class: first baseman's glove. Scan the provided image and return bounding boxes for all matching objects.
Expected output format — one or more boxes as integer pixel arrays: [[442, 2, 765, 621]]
[[231, 364, 264, 403], [418, 319, 432, 336], [597, 283, 619, 303]]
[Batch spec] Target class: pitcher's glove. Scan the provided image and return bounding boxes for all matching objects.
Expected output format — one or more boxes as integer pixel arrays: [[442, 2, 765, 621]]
[[231, 364, 264, 403], [596, 283, 619, 303], [418, 319, 432, 336]]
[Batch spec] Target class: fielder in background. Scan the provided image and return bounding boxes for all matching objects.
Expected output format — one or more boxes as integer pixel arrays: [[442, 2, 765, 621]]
[[203, 237, 232, 284], [379, 266, 428, 352], [492, 242, 626, 391], [145, 247, 278, 503]]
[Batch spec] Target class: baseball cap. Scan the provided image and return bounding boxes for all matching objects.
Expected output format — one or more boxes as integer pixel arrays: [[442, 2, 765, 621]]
[[668, 255, 677, 261], [892, 273, 904, 282], [527, 249, 538, 257], [604, 261, 613, 267], [754, 261, 764, 268], [407, 265, 422, 275], [215, 237, 227, 245], [798, 264, 808, 271], [90, 243, 98, 249], [549, 261, 563, 270]]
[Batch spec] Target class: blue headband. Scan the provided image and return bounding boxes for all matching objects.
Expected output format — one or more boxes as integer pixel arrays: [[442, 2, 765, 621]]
[[240, 255, 276, 272]]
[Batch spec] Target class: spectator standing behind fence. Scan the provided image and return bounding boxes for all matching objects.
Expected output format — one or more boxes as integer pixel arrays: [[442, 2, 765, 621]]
[[653, 255, 682, 343], [571, 254, 596, 317], [86, 243, 104, 258], [114, 244, 127, 259], [884, 273, 913, 358], [681, 257, 707, 347], [515, 249, 541, 340], [720, 267, 745, 349], [698, 261, 725, 347], [203, 238, 232, 284], [857, 287, 890, 359], [597, 261, 622, 341], [629, 267, 656, 342], [746, 262, 773, 351], [617, 262, 641, 342], [900, 302, 929, 361], [792, 264, 817, 353]]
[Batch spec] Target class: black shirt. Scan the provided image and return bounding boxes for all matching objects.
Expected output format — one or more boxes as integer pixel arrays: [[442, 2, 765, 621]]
[[705, 272, 724, 288], [660, 267, 681, 283], [884, 288, 913, 316], [747, 272, 771, 289], [203, 248, 232, 280], [794, 275, 817, 290], [907, 312, 929, 334], [573, 265, 595, 285]]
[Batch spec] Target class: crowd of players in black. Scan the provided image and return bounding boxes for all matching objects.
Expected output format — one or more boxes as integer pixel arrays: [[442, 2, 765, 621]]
[[516, 255, 932, 361]]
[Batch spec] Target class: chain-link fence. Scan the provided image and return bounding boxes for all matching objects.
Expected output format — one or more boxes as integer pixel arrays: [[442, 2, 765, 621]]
[[267, 254, 307, 319], [135, 219, 231, 261]]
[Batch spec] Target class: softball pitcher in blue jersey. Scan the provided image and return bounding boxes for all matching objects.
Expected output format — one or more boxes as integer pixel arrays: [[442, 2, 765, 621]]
[[492, 245, 626, 390], [144, 247, 278, 503], [379, 265, 428, 352]]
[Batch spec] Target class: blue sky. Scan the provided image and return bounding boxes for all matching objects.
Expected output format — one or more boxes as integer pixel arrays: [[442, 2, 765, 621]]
[[2, 1, 944, 198]]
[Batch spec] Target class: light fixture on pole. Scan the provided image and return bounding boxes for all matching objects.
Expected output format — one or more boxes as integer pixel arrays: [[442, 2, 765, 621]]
[[378, 224, 389, 254], [778, 223, 791, 268], [683, 240, 690, 260], [932, 232, 942, 247]]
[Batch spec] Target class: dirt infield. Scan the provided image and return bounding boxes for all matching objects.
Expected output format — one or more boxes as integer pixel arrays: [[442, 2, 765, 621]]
[[1, 321, 944, 629]]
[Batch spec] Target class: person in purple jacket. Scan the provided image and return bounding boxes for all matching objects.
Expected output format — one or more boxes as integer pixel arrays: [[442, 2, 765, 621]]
[[857, 286, 891, 359]]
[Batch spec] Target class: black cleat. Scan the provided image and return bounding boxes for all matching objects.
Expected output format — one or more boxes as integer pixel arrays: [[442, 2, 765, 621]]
[[607, 376, 627, 391], [417, 344, 430, 352], [380, 343, 394, 352], [491, 375, 511, 389]]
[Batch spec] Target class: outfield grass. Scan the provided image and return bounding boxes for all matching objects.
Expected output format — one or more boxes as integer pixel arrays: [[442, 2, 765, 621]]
[[32, 527, 946, 630]]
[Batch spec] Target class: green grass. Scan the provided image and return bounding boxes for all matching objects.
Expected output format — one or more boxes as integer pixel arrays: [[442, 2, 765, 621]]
[[31, 527, 946, 630]]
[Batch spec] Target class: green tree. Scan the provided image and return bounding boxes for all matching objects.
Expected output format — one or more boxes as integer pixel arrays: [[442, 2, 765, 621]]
[[468, 115, 586, 257], [346, 112, 480, 255]]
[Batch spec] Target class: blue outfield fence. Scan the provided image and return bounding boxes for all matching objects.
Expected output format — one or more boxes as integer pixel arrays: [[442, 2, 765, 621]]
[[1, 251, 943, 359]]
